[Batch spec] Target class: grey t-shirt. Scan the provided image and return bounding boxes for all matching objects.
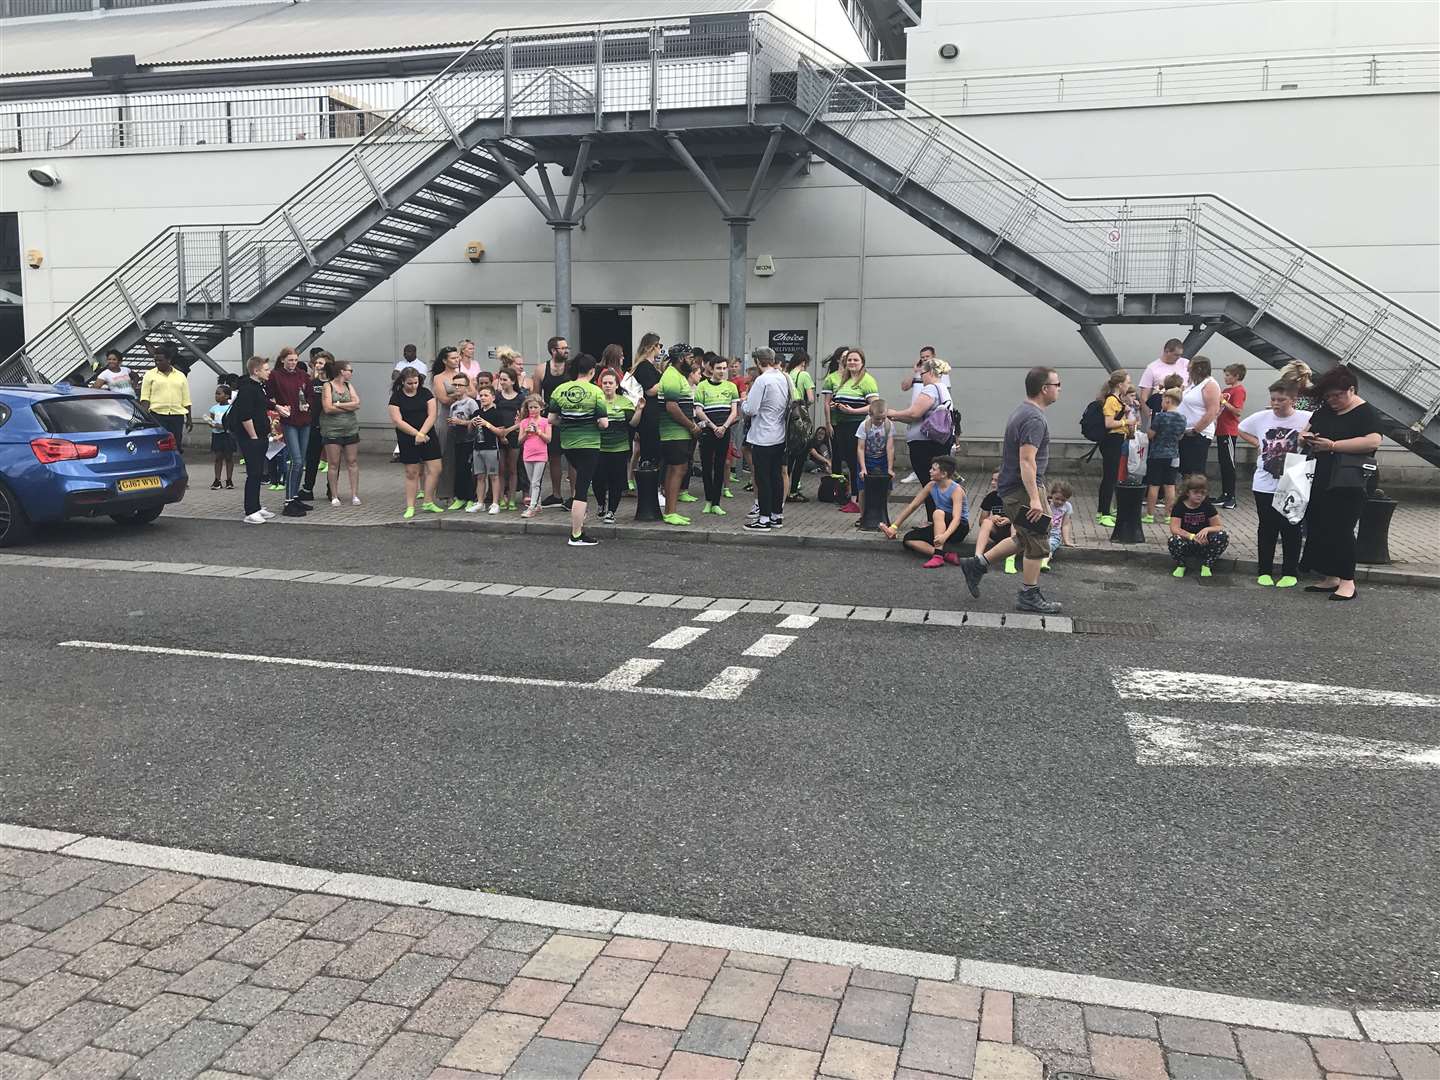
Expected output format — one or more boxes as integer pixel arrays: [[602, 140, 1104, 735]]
[[997, 401, 1049, 497]]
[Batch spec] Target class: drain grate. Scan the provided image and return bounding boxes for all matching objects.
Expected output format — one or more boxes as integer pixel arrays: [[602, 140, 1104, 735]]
[[1070, 617, 1159, 638]]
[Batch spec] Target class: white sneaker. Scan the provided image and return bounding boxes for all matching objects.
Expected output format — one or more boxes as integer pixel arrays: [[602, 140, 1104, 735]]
[[258, 508, 276, 520], [351, 496, 361, 506], [465, 503, 481, 514], [900, 472, 918, 484], [330, 497, 341, 507], [488, 503, 500, 515], [243, 511, 266, 524]]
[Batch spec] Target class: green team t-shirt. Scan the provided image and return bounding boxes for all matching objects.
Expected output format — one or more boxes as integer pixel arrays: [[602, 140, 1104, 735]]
[[789, 369, 815, 402], [547, 379, 607, 451], [825, 372, 879, 427], [694, 378, 738, 427], [657, 366, 695, 442], [599, 396, 635, 453]]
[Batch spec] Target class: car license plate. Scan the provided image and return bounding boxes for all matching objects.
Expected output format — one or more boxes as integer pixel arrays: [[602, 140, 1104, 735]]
[[117, 476, 162, 492]]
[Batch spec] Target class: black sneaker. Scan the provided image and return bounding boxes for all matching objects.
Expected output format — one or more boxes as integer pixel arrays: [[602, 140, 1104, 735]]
[[224, 480, 234, 489], [602, 511, 616, 525], [1219, 497, 1237, 509], [282, 501, 308, 517], [542, 495, 564, 508], [959, 556, 987, 598], [210, 480, 222, 490], [770, 516, 783, 529], [299, 489, 316, 502], [568, 532, 599, 547], [743, 520, 771, 532], [1016, 587, 1062, 614]]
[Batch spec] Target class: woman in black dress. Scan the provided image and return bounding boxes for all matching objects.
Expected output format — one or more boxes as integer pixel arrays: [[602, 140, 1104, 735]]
[[493, 368, 524, 510], [388, 368, 442, 519], [1299, 364, 1382, 601]]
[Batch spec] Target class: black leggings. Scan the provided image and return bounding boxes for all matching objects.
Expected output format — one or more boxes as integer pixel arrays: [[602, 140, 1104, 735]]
[[787, 446, 807, 495], [1178, 433, 1211, 478], [1216, 435, 1237, 499], [834, 422, 860, 498], [564, 448, 600, 504], [1098, 433, 1125, 515], [597, 450, 629, 513], [303, 421, 324, 495], [452, 442, 476, 502], [239, 436, 267, 514], [751, 442, 785, 520], [699, 431, 729, 504], [1301, 486, 1365, 581], [1254, 490, 1302, 577]]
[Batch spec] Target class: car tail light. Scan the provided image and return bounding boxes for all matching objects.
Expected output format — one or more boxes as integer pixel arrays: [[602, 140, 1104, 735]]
[[31, 438, 99, 463], [156, 433, 177, 452]]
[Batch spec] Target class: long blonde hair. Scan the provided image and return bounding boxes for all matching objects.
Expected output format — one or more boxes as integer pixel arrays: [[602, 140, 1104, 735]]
[[1097, 369, 1129, 402]]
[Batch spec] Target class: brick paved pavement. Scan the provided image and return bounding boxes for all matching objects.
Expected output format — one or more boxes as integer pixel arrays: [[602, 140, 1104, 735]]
[[2, 843, 1436, 1079], [163, 466, 1439, 581]]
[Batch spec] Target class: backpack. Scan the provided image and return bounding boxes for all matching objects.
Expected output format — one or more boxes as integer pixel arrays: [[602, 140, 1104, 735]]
[[1080, 399, 1107, 443], [786, 398, 813, 459]]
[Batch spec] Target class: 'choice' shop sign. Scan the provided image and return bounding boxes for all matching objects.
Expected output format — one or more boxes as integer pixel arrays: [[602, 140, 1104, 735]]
[[767, 330, 808, 360]]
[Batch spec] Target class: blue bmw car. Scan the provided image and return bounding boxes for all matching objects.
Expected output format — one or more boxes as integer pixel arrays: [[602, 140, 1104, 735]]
[[0, 384, 188, 546]]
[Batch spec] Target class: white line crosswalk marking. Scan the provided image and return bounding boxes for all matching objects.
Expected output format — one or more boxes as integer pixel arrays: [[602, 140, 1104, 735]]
[[649, 626, 710, 650], [1113, 668, 1440, 709], [743, 634, 796, 658], [777, 614, 818, 629], [694, 609, 739, 623]]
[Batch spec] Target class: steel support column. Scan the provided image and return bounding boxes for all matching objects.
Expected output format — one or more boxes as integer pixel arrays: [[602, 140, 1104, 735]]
[[1078, 322, 1122, 374], [727, 218, 751, 362], [239, 324, 256, 362], [1182, 323, 1219, 357], [553, 224, 573, 343]]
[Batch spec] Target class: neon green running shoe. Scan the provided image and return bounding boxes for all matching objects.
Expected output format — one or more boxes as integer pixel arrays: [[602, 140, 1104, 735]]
[[678, 492, 698, 503], [1200, 565, 1213, 578], [1257, 574, 1275, 587], [1275, 575, 1298, 588], [722, 487, 733, 499], [446, 499, 465, 511], [422, 501, 445, 513], [662, 512, 691, 526], [1172, 566, 1186, 578], [402, 507, 415, 520]]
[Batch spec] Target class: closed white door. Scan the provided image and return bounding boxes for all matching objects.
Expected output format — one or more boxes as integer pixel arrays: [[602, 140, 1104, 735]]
[[631, 305, 690, 357], [433, 305, 521, 361]]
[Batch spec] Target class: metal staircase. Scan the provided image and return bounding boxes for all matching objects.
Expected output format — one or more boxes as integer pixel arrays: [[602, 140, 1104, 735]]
[[6, 11, 1437, 463]]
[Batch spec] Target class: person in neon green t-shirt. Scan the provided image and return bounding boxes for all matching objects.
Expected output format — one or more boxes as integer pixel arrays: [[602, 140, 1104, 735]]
[[657, 351, 702, 525], [694, 357, 740, 515], [821, 348, 879, 513], [597, 368, 642, 523], [545, 353, 609, 546]]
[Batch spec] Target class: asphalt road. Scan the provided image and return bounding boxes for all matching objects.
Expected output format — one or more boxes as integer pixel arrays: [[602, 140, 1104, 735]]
[[2, 516, 1437, 1010]]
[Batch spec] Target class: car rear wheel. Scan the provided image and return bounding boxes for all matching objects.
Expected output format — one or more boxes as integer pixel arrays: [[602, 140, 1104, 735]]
[[0, 482, 32, 547], [110, 506, 164, 526]]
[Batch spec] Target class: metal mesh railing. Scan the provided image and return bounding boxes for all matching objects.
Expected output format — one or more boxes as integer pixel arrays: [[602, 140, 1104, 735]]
[[751, 16, 1440, 428], [10, 10, 1439, 431], [902, 49, 1440, 114]]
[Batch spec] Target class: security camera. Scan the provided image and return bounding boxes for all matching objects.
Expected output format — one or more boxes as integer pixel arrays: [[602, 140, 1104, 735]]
[[27, 165, 61, 188]]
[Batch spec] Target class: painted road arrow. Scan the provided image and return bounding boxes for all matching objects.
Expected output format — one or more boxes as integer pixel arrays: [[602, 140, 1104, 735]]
[[1112, 668, 1440, 709], [1125, 713, 1440, 769]]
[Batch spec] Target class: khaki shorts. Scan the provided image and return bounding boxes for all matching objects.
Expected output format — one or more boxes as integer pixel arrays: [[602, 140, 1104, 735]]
[[1002, 489, 1051, 561]]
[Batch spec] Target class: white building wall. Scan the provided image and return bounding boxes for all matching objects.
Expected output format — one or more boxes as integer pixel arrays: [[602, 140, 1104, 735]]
[[4, 1, 1436, 451]]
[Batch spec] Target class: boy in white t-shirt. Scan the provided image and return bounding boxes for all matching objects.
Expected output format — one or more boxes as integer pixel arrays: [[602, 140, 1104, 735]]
[[1237, 380, 1312, 588]]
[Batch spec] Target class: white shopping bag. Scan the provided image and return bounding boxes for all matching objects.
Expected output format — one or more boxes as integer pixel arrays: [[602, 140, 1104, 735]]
[[620, 373, 643, 406], [1127, 430, 1148, 476], [1273, 452, 1315, 524]]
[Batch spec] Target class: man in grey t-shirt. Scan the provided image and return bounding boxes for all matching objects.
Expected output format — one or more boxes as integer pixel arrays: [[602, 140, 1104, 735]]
[[960, 366, 1064, 614]]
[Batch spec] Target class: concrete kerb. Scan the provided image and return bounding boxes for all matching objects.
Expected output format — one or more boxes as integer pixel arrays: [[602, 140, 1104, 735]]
[[429, 513, 1440, 588], [2, 822, 1431, 1040]]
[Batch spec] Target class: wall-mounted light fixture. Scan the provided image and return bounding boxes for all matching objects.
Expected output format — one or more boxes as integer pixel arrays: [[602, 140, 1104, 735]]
[[938, 43, 959, 61], [27, 165, 61, 188]]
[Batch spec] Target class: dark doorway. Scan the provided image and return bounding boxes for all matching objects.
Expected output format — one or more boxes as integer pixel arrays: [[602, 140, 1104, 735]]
[[0, 213, 22, 362], [577, 306, 631, 369]]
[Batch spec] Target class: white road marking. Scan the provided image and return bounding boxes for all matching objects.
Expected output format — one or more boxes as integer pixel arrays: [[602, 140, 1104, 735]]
[[1125, 713, 1440, 769], [60, 641, 759, 701], [743, 634, 796, 658], [777, 614, 818, 629], [1, 554, 1069, 632], [1113, 668, 1440, 709], [648, 626, 710, 650]]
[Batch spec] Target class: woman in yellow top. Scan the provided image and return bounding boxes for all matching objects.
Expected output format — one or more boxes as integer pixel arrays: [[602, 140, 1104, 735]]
[[1096, 369, 1135, 528]]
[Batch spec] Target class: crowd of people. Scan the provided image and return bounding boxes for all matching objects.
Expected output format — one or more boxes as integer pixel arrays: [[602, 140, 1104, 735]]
[[85, 332, 1385, 604]]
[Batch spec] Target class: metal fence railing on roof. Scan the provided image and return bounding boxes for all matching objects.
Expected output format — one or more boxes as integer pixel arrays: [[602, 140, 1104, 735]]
[[9, 10, 1439, 432], [900, 48, 1440, 115]]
